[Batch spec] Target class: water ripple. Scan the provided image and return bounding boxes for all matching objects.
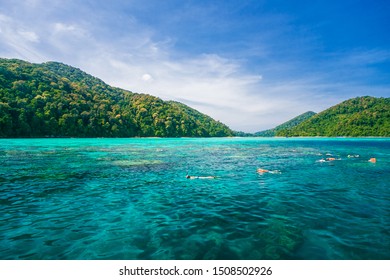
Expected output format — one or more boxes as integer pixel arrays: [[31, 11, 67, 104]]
[[0, 138, 389, 259]]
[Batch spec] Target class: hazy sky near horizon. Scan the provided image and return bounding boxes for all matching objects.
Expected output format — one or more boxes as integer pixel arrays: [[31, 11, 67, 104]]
[[1, 0, 389, 132]]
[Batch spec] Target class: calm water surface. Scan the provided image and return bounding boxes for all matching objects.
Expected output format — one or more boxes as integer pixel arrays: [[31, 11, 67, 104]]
[[0, 138, 389, 259]]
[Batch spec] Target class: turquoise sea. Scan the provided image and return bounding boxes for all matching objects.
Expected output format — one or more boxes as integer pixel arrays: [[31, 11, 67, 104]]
[[0, 138, 389, 260]]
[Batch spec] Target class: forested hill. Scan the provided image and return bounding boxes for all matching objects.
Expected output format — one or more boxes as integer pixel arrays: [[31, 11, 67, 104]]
[[0, 58, 233, 137], [276, 96, 390, 137], [255, 111, 316, 137]]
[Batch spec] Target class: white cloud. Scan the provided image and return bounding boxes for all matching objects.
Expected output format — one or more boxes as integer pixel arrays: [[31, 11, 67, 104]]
[[0, 14, 11, 22], [23, 0, 42, 7], [50, 22, 90, 43], [0, 13, 45, 61], [53, 23, 78, 33], [337, 49, 390, 66], [141, 73, 153, 81], [18, 30, 40, 43]]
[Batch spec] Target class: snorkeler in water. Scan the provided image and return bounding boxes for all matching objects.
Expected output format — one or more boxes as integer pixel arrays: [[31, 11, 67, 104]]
[[186, 175, 216, 179], [257, 168, 281, 174]]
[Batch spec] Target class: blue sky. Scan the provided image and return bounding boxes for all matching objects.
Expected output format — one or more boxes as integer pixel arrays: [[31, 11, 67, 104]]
[[0, 0, 389, 132]]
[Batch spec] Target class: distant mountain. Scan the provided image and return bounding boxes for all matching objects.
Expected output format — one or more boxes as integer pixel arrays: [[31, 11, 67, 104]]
[[0, 58, 233, 137], [255, 111, 316, 137], [276, 96, 390, 137], [233, 130, 255, 137]]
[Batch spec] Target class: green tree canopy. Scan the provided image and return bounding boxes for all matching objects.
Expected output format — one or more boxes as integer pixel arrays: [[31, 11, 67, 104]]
[[277, 97, 390, 137], [0, 58, 233, 138]]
